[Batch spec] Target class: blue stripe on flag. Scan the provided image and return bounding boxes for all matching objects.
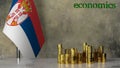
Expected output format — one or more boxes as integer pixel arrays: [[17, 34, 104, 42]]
[[20, 17, 41, 57], [10, 0, 18, 10]]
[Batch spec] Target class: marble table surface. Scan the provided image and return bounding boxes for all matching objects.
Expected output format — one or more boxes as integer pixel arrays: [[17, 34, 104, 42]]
[[0, 58, 120, 68]]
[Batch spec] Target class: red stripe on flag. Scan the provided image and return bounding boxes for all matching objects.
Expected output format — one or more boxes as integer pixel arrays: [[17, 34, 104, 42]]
[[29, 0, 45, 48]]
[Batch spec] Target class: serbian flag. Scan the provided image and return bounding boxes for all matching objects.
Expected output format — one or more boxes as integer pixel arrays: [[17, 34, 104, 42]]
[[3, 0, 45, 58]]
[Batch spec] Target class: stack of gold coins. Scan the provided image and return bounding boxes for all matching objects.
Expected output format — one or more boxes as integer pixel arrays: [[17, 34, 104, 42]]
[[82, 42, 87, 63], [87, 45, 93, 64], [82, 51, 86, 63], [60, 54, 65, 64], [97, 55, 101, 63], [70, 48, 77, 64], [57, 43, 107, 64], [77, 53, 82, 64], [93, 49, 98, 62], [98, 46, 104, 56], [85, 45, 88, 63], [57, 44, 63, 63], [65, 54, 70, 64], [97, 45, 104, 62], [102, 53, 106, 63], [64, 49, 71, 64]]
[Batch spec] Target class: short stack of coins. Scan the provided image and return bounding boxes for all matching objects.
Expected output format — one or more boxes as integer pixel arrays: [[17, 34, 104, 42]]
[[97, 45, 104, 63], [64, 49, 70, 64], [70, 48, 78, 64], [94, 49, 98, 62], [57, 42, 107, 64], [77, 53, 82, 64], [102, 53, 106, 63], [60, 54, 65, 64]]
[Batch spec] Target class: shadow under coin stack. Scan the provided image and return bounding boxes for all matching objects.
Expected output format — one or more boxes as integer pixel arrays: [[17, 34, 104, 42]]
[[57, 42, 106, 64]]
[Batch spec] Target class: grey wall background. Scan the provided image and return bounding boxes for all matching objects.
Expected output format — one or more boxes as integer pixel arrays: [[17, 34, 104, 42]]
[[0, 0, 120, 58]]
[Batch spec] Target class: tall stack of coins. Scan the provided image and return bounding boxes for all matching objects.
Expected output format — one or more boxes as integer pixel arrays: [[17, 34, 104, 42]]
[[57, 44, 63, 64], [57, 42, 107, 64], [87, 45, 93, 64], [85, 45, 88, 63], [82, 42, 88, 63]]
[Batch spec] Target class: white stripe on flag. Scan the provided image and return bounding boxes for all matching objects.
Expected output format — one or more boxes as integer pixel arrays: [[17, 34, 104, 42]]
[[3, 24, 35, 58]]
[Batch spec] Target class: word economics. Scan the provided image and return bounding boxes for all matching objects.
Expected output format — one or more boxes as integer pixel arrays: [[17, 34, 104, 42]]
[[74, 1, 117, 9]]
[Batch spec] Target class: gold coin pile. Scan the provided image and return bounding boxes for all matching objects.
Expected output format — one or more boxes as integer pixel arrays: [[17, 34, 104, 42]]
[[57, 42, 106, 64]]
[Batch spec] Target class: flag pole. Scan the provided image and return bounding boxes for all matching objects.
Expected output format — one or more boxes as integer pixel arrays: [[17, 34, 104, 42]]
[[16, 47, 20, 64]]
